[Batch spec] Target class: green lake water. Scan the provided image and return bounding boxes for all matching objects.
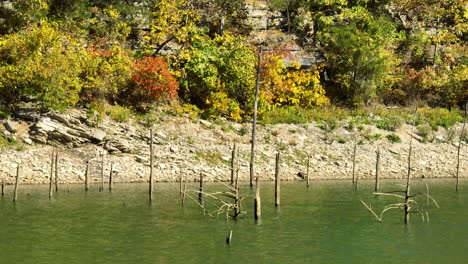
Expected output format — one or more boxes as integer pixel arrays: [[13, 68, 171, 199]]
[[0, 179, 467, 264]]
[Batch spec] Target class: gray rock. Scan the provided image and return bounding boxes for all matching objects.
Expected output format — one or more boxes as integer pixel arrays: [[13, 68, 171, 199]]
[[22, 137, 33, 145], [4, 120, 18, 133], [199, 119, 212, 127], [90, 129, 107, 143], [47, 112, 71, 126]]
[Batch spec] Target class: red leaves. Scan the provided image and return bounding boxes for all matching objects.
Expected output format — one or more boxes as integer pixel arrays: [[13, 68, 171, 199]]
[[131, 57, 178, 101]]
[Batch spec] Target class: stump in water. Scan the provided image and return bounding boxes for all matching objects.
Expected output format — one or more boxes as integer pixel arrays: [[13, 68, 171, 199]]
[[375, 148, 380, 192], [198, 172, 204, 203], [250, 46, 262, 188], [275, 153, 280, 207], [456, 102, 467, 192], [54, 149, 59, 192], [231, 143, 237, 185], [226, 230, 233, 244], [149, 128, 154, 203], [13, 164, 19, 202], [49, 149, 55, 199], [108, 162, 114, 191], [85, 160, 90, 191]]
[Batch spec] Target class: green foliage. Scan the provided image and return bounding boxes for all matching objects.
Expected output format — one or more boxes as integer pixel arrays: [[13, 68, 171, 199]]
[[260, 106, 308, 124], [0, 0, 49, 34], [417, 107, 463, 129], [386, 133, 401, 143], [375, 116, 404, 131], [106, 104, 132, 122], [0, 21, 84, 109], [179, 32, 256, 119], [416, 124, 432, 139]]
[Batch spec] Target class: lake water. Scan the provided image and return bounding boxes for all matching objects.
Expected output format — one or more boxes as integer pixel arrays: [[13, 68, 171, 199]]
[[0, 179, 467, 264]]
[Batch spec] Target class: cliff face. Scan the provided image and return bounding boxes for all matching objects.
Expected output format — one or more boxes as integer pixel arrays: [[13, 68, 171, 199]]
[[0, 107, 466, 185]]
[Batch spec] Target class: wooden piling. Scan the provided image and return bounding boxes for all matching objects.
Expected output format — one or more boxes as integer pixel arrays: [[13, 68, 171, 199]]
[[198, 172, 203, 203], [275, 153, 280, 207], [179, 168, 183, 198], [306, 154, 310, 189], [254, 175, 261, 221], [54, 149, 59, 192], [352, 143, 357, 184], [49, 149, 54, 199], [250, 46, 262, 188], [375, 148, 380, 192], [456, 102, 467, 192], [226, 230, 233, 244], [100, 154, 104, 192], [85, 160, 90, 191], [1, 178, 4, 196], [231, 143, 237, 185], [13, 164, 19, 202], [109, 162, 113, 191], [149, 128, 154, 203], [181, 174, 187, 205]]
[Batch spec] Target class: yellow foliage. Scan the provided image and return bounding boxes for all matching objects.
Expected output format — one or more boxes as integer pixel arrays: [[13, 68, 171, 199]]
[[205, 92, 244, 121]]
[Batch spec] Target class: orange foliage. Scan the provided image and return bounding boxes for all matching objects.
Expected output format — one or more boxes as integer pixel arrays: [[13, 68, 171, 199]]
[[131, 57, 178, 101]]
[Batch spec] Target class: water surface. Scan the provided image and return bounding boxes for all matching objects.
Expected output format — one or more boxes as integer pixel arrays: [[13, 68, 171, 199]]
[[0, 179, 467, 263]]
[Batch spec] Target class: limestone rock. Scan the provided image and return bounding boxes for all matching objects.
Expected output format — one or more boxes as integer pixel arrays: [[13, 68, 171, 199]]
[[4, 120, 18, 133]]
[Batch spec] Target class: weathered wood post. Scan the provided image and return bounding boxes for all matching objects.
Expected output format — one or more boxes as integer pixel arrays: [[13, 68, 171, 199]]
[[54, 149, 59, 192], [306, 154, 310, 189], [85, 160, 90, 191], [99, 154, 104, 192], [352, 143, 357, 184], [13, 164, 19, 202], [149, 128, 154, 203], [179, 169, 183, 198], [181, 174, 188, 205], [456, 102, 467, 192], [231, 143, 237, 185], [1, 178, 4, 196], [49, 149, 54, 199], [250, 46, 262, 188], [226, 230, 233, 244], [275, 153, 280, 207], [254, 175, 261, 221], [375, 148, 380, 192], [198, 172, 204, 203], [108, 162, 113, 191]]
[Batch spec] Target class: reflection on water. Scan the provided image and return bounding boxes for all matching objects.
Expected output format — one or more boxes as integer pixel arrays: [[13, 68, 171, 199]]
[[0, 179, 467, 264]]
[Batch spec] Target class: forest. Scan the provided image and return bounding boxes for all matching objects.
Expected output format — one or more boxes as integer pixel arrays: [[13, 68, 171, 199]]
[[0, 0, 466, 121]]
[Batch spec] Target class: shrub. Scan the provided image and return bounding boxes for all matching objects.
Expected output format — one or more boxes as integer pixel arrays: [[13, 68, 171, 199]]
[[416, 124, 432, 138], [386, 133, 401, 143], [106, 104, 132, 122], [260, 106, 308, 124], [128, 56, 178, 107]]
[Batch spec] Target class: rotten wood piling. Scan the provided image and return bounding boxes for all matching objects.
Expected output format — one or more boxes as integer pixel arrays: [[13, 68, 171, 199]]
[[49, 149, 55, 199], [85, 160, 90, 191], [109, 162, 114, 191], [275, 153, 280, 207], [375, 148, 380, 192], [231, 143, 237, 185], [250, 46, 262, 188], [99, 155, 104, 192], [352, 143, 357, 184], [199, 172, 204, 203], [13, 164, 19, 202], [306, 154, 310, 189], [456, 102, 467, 192], [149, 128, 154, 203], [54, 149, 59, 192]]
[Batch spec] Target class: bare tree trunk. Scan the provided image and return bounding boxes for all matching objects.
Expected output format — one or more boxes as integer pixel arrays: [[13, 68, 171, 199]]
[[405, 106, 418, 224], [49, 149, 54, 199], [149, 128, 154, 203], [375, 148, 380, 192], [456, 102, 467, 192], [250, 47, 262, 188], [254, 176, 261, 222], [13, 164, 19, 202], [275, 153, 280, 207], [231, 143, 237, 185]]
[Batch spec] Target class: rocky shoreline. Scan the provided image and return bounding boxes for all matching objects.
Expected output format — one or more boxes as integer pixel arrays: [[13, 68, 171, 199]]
[[0, 108, 466, 185]]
